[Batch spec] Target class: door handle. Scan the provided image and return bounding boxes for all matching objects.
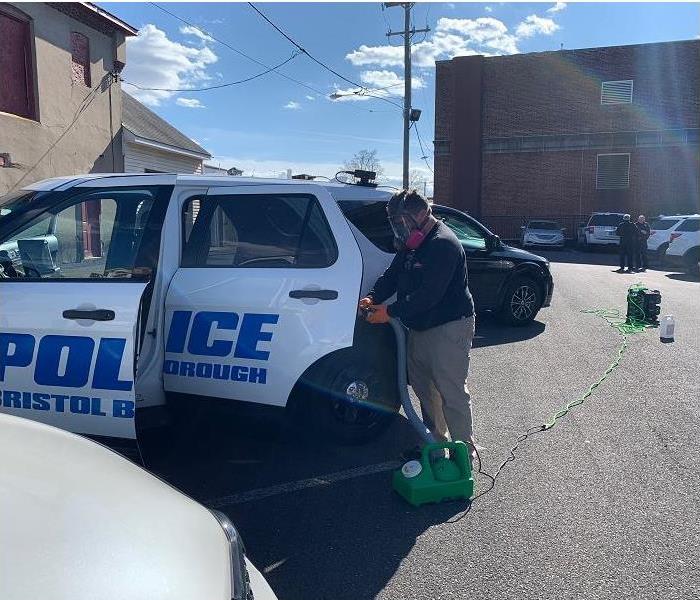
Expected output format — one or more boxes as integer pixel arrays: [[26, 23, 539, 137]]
[[289, 289, 338, 300], [62, 309, 115, 321]]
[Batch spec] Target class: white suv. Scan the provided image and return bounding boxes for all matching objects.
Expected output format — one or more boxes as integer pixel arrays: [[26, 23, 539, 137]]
[[578, 212, 626, 248], [665, 216, 700, 274], [0, 174, 552, 445], [646, 214, 699, 260]]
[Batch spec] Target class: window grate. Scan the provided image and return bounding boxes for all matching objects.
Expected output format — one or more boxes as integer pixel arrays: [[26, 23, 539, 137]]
[[596, 153, 630, 189], [601, 80, 633, 105]]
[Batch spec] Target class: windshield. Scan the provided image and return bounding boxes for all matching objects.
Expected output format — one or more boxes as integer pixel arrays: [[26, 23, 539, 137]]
[[589, 214, 624, 226], [650, 219, 679, 230], [528, 221, 560, 230], [0, 190, 40, 220]]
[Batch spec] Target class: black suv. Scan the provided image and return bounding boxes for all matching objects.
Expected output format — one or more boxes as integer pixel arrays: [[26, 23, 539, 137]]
[[340, 201, 554, 325]]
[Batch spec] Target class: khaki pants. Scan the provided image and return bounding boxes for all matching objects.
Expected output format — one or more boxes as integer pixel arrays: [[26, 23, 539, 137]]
[[407, 316, 476, 445]]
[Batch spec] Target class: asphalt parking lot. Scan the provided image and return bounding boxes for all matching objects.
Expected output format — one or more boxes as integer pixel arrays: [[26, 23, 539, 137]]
[[138, 248, 699, 600]]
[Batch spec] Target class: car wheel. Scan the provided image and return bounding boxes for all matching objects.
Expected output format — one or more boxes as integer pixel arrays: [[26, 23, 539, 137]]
[[499, 276, 543, 326], [296, 350, 398, 445], [685, 248, 700, 275]]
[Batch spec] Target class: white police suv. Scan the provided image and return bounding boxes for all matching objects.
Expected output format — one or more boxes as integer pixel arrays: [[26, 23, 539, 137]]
[[0, 174, 551, 443]]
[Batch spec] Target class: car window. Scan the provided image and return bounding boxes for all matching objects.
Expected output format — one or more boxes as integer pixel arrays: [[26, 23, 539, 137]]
[[436, 213, 487, 250], [182, 194, 337, 268], [0, 188, 158, 279], [338, 200, 395, 253], [675, 218, 700, 232], [589, 214, 624, 226], [650, 219, 680, 230], [528, 221, 560, 230], [0, 190, 39, 219]]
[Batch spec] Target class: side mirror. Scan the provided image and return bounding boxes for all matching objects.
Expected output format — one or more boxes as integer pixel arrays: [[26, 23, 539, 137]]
[[486, 234, 501, 251]]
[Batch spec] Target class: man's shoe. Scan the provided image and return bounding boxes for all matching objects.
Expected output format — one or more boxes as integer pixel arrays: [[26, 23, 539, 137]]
[[469, 443, 487, 467], [640, 267, 647, 272], [616, 268, 625, 273]]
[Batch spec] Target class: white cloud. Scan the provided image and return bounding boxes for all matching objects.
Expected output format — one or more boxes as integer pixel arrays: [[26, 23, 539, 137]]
[[546, 2, 567, 14], [176, 97, 205, 108], [305, 95, 316, 101], [179, 25, 214, 44], [346, 17, 518, 68], [123, 24, 218, 106], [346, 44, 403, 68], [437, 17, 519, 54], [484, 6, 493, 13], [284, 101, 301, 110], [345, 10, 565, 70], [515, 15, 560, 39]]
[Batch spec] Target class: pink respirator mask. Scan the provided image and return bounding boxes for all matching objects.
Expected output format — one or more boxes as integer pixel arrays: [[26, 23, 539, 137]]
[[389, 209, 432, 250]]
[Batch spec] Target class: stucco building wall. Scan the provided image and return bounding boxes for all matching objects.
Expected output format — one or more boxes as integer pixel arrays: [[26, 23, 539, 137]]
[[0, 2, 128, 195]]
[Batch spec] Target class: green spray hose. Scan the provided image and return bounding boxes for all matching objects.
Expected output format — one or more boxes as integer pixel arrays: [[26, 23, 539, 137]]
[[453, 283, 655, 511], [542, 284, 650, 429]]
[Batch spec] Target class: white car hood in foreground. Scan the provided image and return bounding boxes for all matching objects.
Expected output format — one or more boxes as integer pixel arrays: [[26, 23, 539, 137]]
[[0, 413, 232, 600]]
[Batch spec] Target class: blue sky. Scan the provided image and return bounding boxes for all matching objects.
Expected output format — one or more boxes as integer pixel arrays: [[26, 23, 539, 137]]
[[103, 2, 699, 189]]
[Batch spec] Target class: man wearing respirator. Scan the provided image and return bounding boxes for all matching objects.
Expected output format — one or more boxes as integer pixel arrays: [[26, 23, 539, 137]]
[[359, 190, 478, 457]]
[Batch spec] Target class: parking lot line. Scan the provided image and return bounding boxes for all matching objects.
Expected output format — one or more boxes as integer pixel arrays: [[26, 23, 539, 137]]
[[206, 460, 403, 507]]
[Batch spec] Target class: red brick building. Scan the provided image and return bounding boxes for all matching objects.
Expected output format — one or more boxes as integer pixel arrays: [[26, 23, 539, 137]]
[[433, 40, 700, 240]]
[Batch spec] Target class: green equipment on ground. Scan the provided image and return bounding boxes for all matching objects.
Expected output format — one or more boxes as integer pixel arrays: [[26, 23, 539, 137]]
[[392, 441, 474, 507], [626, 284, 661, 326]]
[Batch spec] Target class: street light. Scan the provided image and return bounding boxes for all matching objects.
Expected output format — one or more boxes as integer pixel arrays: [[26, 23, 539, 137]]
[[328, 90, 402, 109]]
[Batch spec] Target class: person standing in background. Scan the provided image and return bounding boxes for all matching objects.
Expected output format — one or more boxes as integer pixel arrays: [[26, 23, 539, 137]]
[[635, 215, 650, 272], [616, 214, 638, 273]]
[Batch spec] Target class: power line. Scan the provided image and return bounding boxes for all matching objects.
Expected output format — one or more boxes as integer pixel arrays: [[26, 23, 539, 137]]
[[247, 2, 404, 110], [150, 2, 327, 97], [247, 2, 363, 89], [150, 3, 399, 110], [122, 52, 300, 92], [413, 122, 434, 173]]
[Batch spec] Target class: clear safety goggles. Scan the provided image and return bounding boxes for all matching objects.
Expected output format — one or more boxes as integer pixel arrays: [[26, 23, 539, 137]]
[[388, 214, 415, 242]]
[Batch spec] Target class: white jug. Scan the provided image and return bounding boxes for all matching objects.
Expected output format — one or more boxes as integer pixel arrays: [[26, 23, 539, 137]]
[[660, 315, 675, 342]]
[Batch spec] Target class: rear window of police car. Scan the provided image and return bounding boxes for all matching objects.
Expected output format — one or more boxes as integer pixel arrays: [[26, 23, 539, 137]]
[[339, 200, 395, 253], [675, 218, 700, 232], [589, 214, 625, 226], [650, 218, 680, 231], [182, 194, 337, 268]]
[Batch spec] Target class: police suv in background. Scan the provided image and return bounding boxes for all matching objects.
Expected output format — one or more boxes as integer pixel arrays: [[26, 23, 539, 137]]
[[646, 214, 699, 263], [577, 212, 627, 249], [664, 215, 700, 274], [0, 174, 552, 443], [0, 412, 276, 600]]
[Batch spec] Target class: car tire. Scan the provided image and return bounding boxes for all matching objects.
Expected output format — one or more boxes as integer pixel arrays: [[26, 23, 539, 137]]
[[294, 349, 399, 445], [499, 276, 543, 326], [685, 248, 700, 275], [655, 243, 668, 260]]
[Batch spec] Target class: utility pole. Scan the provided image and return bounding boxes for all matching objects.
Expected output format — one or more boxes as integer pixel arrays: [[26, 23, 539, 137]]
[[385, 3, 429, 189]]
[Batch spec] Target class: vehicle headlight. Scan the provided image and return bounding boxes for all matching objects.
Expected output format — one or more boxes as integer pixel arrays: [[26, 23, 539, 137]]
[[211, 510, 250, 600]]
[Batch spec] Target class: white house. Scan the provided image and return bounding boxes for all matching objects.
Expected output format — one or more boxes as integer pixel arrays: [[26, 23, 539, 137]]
[[121, 92, 210, 173]]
